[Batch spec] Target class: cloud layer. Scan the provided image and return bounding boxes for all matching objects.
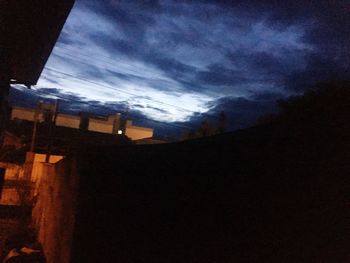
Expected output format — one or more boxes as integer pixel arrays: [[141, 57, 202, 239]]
[[18, 0, 349, 135]]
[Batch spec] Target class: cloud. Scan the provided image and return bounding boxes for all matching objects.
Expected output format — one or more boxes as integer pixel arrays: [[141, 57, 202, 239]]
[[17, 0, 348, 136]]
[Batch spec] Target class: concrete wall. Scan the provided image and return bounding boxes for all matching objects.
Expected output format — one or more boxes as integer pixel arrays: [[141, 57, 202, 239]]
[[10, 107, 154, 140], [0, 154, 63, 205], [0, 162, 24, 205], [32, 157, 78, 263], [88, 117, 154, 139], [125, 126, 153, 140], [11, 106, 42, 122], [56, 114, 80, 129], [0, 162, 24, 180], [110, 114, 121, 134], [31, 154, 63, 196], [88, 118, 113, 134]]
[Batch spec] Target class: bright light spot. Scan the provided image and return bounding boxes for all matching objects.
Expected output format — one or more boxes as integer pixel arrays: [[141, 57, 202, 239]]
[[117, 130, 123, 134]]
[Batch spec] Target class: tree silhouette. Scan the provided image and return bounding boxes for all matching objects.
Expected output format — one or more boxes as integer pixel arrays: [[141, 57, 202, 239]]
[[180, 129, 196, 141], [256, 80, 350, 130], [197, 120, 212, 137], [216, 111, 227, 133], [277, 80, 350, 125]]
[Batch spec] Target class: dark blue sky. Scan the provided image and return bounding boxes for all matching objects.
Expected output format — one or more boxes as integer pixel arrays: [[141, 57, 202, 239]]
[[11, 0, 350, 136]]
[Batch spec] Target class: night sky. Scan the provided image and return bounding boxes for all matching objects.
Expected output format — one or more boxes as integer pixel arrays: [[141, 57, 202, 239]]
[[11, 0, 350, 137]]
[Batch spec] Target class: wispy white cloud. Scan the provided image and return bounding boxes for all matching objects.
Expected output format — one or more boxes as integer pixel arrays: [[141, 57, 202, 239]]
[[36, 0, 315, 124]]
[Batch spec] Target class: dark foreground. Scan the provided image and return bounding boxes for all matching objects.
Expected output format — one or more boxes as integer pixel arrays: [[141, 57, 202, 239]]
[[0, 205, 36, 262], [69, 120, 350, 263]]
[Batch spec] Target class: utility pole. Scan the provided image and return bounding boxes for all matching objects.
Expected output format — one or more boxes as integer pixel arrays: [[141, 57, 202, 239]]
[[30, 102, 42, 152], [45, 99, 59, 163]]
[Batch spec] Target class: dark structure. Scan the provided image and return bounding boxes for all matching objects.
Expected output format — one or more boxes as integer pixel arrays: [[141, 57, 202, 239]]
[[0, 1, 75, 85], [0, 0, 75, 137], [2, 120, 132, 159], [70, 119, 350, 263]]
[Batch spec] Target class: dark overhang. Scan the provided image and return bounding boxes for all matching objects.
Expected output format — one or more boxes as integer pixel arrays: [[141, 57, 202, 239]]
[[0, 0, 75, 86]]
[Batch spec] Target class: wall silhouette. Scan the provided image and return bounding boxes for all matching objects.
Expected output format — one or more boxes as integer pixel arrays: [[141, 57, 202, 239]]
[[69, 115, 349, 262]]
